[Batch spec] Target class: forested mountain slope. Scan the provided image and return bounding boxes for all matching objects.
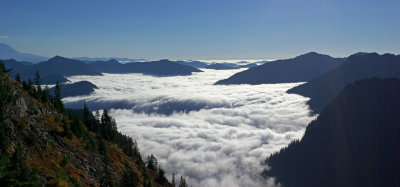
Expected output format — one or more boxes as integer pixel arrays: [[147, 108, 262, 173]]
[[264, 78, 400, 187], [0, 63, 175, 186]]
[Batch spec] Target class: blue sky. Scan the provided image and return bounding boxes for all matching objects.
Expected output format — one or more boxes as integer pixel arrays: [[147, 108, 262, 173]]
[[1, 0, 399, 60]]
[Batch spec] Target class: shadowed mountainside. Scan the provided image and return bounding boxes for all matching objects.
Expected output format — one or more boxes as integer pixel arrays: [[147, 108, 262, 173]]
[[49, 81, 98, 98], [288, 53, 400, 113], [264, 78, 400, 187], [1, 56, 102, 84], [215, 52, 345, 85], [89, 59, 202, 76], [41, 73, 69, 84], [35, 56, 102, 76], [204, 63, 238, 70], [2, 56, 203, 85], [174, 60, 208, 68]]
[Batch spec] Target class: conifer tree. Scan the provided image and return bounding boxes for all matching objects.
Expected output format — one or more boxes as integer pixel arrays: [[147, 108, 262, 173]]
[[83, 102, 96, 132], [0, 62, 10, 73], [120, 166, 139, 187], [4, 143, 39, 186], [179, 176, 188, 187], [156, 166, 168, 185], [42, 85, 50, 103], [171, 172, 176, 187], [34, 71, 41, 86], [0, 77, 12, 151], [100, 109, 117, 142], [100, 156, 114, 187], [146, 154, 158, 171], [15, 73, 21, 83], [27, 79, 34, 95], [34, 71, 43, 101], [53, 81, 65, 113]]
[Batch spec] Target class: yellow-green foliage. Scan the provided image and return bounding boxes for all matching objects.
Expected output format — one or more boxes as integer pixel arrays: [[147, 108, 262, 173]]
[[43, 114, 64, 133]]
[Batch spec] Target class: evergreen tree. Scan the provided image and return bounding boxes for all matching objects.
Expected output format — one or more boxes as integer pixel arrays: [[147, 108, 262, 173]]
[[4, 143, 39, 186], [97, 136, 107, 156], [0, 106, 10, 152], [34, 71, 42, 101], [15, 73, 21, 83], [156, 166, 168, 185], [0, 153, 11, 184], [100, 109, 117, 142], [27, 79, 33, 87], [69, 114, 85, 138], [62, 119, 73, 139], [171, 172, 176, 187], [179, 176, 188, 187], [0, 62, 10, 73], [120, 166, 139, 187], [22, 81, 28, 91], [41, 85, 50, 103], [34, 71, 41, 86], [100, 156, 114, 187], [146, 154, 158, 171], [53, 81, 65, 113], [27, 79, 34, 95], [0, 78, 12, 151], [83, 102, 96, 132]]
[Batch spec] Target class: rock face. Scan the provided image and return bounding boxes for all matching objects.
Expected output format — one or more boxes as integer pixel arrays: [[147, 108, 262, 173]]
[[215, 52, 344, 85], [264, 78, 400, 187], [288, 53, 400, 113], [0, 72, 170, 186]]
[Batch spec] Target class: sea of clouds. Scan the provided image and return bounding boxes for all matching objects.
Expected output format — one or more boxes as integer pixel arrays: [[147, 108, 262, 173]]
[[64, 69, 316, 187]]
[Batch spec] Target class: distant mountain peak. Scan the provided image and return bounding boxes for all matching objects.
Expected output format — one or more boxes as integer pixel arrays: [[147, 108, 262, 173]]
[[47, 55, 70, 62], [0, 43, 48, 63], [0, 43, 17, 51], [303, 52, 320, 56], [50, 55, 65, 59], [159, 59, 171, 62], [107, 59, 119, 63], [351, 52, 370, 56], [295, 52, 332, 59]]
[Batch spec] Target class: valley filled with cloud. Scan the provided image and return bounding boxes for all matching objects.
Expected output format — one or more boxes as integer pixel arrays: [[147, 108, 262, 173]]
[[64, 69, 316, 187]]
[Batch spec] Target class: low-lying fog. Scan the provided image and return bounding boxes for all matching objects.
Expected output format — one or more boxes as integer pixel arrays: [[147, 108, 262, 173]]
[[64, 69, 316, 187]]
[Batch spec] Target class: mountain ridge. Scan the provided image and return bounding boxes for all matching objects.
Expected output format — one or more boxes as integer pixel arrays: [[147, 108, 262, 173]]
[[263, 78, 400, 187], [89, 59, 202, 76], [215, 52, 345, 85], [288, 53, 400, 113]]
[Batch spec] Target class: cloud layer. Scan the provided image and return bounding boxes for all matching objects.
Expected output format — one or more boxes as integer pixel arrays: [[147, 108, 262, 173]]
[[64, 69, 316, 187]]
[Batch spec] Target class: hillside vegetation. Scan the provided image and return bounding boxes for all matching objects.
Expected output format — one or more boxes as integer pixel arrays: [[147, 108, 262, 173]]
[[0, 62, 183, 186]]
